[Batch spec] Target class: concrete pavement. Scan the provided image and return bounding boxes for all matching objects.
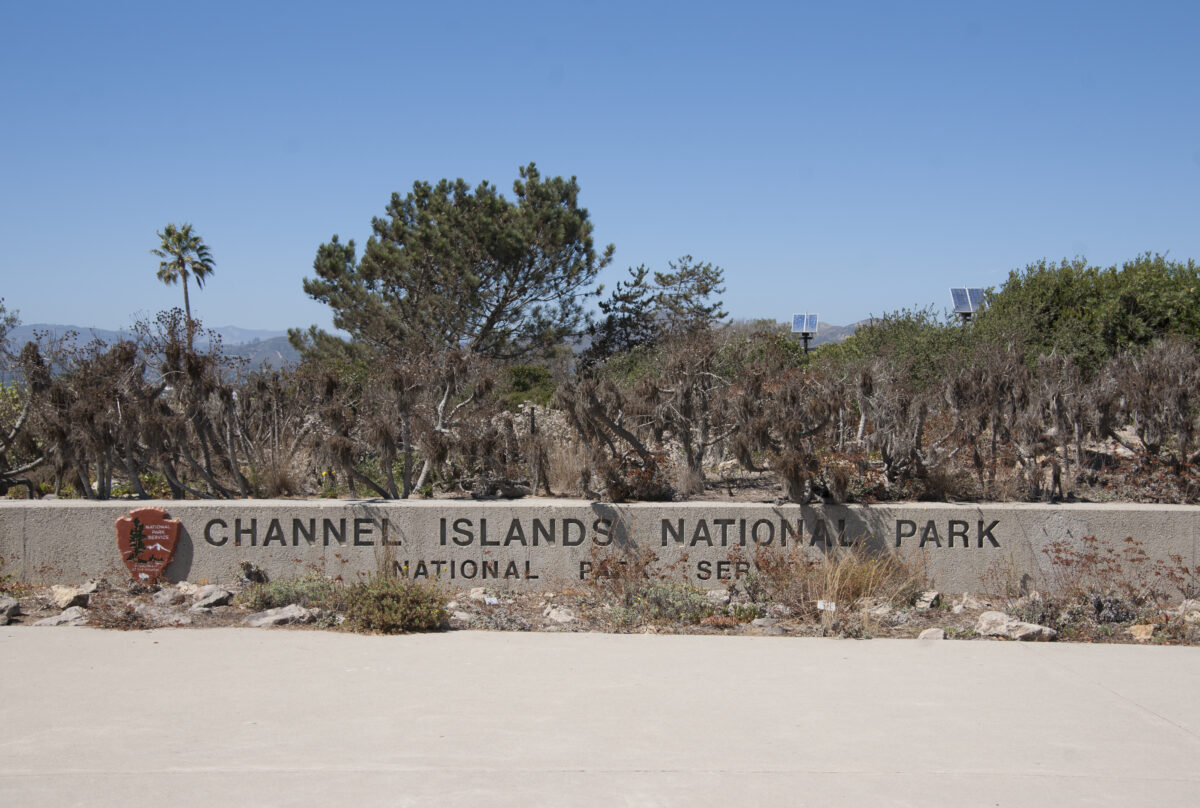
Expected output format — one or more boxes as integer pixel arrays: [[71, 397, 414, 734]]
[[2, 628, 1199, 807]]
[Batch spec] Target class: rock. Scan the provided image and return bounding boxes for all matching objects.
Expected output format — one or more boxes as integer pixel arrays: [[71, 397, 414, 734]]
[[78, 581, 99, 596], [866, 601, 892, 619], [51, 585, 90, 609], [176, 581, 202, 596], [976, 611, 1013, 636], [245, 604, 314, 628], [468, 587, 487, 602], [1008, 622, 1057, 641], [762, 626, 786, 636], [751, 617, 778, 628], [187, 606, 212, 615], [132, 603, 193, 627], [765, 603, 794, 619], [952, 593, 987, 614], [451, 610, 472, 623], [152, 589, 186, 607], [192, 586, 234, 608], [918, 628, 945, 640], [445, 600, 459, 610], [484, 596, 499, 606], [544, 606, 577, 624], [977, 611, 1055, 641], [706, 588, 731, 607], [152, 610, 193, 627], [33, 606, 88, 626], [0, 595, 19, 625], [1127, 624, 1155, 642], [916, 590, 941, 610]]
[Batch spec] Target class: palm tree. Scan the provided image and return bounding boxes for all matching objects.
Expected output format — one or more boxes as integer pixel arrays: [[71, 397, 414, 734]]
[[152, 223, 215, 347]]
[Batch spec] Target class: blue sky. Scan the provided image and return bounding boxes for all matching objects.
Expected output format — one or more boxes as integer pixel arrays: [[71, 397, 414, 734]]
[[1, 1, 1197, 332]]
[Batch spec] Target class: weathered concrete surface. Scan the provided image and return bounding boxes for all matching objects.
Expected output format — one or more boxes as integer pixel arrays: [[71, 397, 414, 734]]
[[2, 628, 1199, 807], [0, 499, 1196, 593]]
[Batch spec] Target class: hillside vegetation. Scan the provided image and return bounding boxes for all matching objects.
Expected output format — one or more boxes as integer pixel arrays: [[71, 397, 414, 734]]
[[1, 165, 1197, 505]]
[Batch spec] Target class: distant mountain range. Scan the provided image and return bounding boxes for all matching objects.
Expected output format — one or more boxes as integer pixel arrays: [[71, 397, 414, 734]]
[[5, 324, 301, 371], [812, 319, 867, 345]]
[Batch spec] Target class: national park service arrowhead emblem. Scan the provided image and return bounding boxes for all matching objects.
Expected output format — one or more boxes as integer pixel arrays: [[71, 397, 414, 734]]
[[115, 507, 180, 584]]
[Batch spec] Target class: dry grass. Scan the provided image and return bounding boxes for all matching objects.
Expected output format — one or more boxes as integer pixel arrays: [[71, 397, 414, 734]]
[[675, 464, 706, 497], [744, 543, 925, 619], [546, 439, 591, 495]]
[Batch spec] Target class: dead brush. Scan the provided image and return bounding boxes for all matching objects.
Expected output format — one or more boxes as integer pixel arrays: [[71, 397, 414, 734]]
[[586, 544, 663, 608], [745, 543, 924, 620], [88, 595, 154, 631], [585, 544, 713, 627], [1041, 535, 1169, 605]]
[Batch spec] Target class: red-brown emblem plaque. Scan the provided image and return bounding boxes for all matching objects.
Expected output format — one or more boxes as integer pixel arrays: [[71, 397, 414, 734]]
[[115, 508, 181, 584]]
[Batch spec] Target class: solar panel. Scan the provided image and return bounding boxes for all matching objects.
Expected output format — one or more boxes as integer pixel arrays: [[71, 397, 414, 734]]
[[792, 313, 818, 334], [951, 287, 986, 314]]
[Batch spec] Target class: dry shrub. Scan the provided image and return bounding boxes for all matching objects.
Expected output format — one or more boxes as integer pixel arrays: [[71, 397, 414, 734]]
[[546, 438, 591, 494], [89, 598, 154, 631], [595, 450, 675, 502], [586, 545, 663, 607], [675, 463, 706, 497], [1041, 535, 1172, 604], [745, 543, 924, 618]]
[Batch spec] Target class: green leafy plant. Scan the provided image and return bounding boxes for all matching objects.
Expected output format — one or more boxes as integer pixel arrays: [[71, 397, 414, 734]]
[[341, 577, 448, 634], [237, 574, 339, 611]]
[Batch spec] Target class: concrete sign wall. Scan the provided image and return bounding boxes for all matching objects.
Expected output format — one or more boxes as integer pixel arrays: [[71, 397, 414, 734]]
[[0, 499, 1196, 594]]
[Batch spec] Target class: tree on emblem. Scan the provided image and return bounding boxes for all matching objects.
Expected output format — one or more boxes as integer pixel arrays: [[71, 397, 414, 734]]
[[126, 517, 149, 563]]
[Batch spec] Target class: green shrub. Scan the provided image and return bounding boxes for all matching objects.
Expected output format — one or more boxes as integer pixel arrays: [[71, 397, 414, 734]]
[[237, 574, 339, 611], [501, 364, 556, 409], [637, 579, 715, 624], [342, 577, 448, 634]]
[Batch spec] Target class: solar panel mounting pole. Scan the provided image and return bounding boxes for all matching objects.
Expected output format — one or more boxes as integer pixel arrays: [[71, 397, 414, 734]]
[[791, 313, 818, 355]]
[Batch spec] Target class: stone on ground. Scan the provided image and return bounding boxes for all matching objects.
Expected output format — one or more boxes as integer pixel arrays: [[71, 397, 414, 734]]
[[192, 585, 234, 609], [706, 589, 731, 607], [1007, 621, 1057, 641], [976, 610, 1056, 641], [152, 588, 186, 607], [916, 590, 941, 610], [33, 606, 89, 627], [976, 611, 1012, 636], [544, 606, 577, 624], [1126, 624, 1155, 642], [51, 584, 93, 609], [0, 595, 19, 625], [246, 604, 314, 627]]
